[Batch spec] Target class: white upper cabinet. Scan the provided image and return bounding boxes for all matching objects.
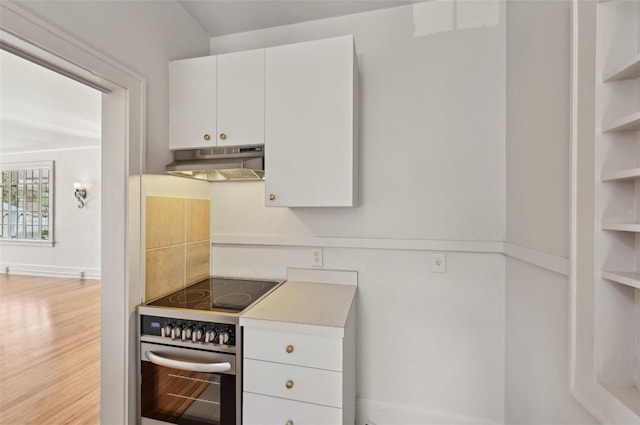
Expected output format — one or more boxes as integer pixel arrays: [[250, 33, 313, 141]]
[[169, 56, 217, 150], [217, 49, 265, 147], [169, 50, 265, 150], [264, 35, 358, 207]]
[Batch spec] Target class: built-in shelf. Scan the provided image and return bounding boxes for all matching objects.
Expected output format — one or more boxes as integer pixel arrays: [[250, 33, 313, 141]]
[[603, 111, 640, 133], [602, 271, 640, 289], [604, 53, 640, 82], [602, 168, 640, 182], [602, 222, 640, 232], [587, 2, 640, 422]]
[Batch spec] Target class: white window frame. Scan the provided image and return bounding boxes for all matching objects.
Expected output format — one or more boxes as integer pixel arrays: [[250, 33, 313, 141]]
[[0, 161, 54, 247]]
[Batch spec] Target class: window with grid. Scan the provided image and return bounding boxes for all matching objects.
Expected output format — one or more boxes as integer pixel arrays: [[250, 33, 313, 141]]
[[0, 162, 53, 242]]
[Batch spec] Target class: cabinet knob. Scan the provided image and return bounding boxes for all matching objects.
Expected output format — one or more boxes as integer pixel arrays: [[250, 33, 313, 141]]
[[203, 134, 211, 141], [269, 194, 276, 201], [219, 133, 227, 140], [286, 344, 294, 354], [286, 421, 294, 425], [285, 379, 294, 389]]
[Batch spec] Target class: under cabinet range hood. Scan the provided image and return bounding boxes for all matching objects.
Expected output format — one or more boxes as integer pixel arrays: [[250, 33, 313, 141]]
[[166, 145, 264, 182]]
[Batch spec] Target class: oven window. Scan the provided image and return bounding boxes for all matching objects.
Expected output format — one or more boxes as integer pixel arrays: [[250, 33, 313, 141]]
[[141, 361, 236, 425]]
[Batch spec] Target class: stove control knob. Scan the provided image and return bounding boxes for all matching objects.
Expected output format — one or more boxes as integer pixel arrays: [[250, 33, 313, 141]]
[[171, 326, 181, 340], [218, 331, 230, 345], [205, 330, 216, 343], [182, 327, 192, 341], [192, 328, 204, 342], [161, 325, 171, 338]]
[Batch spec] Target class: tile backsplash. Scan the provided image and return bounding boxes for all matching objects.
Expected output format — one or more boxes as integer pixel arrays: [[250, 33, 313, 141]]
[[145, 196, 210, 301]]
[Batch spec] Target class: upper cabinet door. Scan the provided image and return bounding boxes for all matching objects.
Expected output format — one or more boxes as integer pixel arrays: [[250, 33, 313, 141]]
[[217, 49, 265, 147], [265, 35, 358, 207], [169, 56, 217, 150]]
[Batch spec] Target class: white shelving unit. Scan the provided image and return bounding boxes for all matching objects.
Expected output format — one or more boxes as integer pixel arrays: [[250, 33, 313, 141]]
[[602, 271, 640, 290], [596, 0, 640, 417], [602, 167, 640, 181], [603, 110, 640, 133], [602, 222, 640, 232], [604, 52, 640, 82]]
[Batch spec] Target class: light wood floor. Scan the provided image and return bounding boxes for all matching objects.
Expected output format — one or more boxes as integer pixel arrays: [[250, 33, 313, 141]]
[[0, 274, 100, 424]]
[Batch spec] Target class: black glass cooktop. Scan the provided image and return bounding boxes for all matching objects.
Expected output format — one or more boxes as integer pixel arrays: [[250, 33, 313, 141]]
[[147, 277, 281, 313]]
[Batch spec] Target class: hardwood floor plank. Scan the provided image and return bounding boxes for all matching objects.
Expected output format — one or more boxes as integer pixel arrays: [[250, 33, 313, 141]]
[[0, 274, 100, 424]]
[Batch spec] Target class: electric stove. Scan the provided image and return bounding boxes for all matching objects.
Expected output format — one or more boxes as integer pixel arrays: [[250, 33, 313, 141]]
[[137, 276, 283, 425], [146, 276, 282, 313]]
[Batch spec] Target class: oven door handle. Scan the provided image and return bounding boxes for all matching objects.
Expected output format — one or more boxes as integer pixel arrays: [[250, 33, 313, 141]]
[[145, 350, 232, 373]]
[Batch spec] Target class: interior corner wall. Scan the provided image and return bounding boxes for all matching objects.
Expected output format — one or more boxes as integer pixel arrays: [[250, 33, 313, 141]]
[[505, 1, 597, 423], [1, 147, 101, 278], [14, 0, 212, 175]]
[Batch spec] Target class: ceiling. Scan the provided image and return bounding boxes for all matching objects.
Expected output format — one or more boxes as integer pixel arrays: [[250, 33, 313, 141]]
[[177, 0, 414, 37], [0, 50, 101, 155]]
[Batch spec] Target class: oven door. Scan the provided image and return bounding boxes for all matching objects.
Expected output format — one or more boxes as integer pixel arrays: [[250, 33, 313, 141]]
[[140, 342, 237, 425]]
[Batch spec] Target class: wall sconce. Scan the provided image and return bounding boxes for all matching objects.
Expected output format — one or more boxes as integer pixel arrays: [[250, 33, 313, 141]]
[[74, 182, 87, 208]]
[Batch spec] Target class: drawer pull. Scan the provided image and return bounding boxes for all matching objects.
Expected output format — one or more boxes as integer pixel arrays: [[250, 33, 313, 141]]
[[286, 344, 294, 354], [286, 421, 294, 425], [285, 379, 294, 389]]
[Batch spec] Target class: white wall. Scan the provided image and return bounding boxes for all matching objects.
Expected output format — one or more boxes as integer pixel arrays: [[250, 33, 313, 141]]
[[1, 147, 101, 278], [210, 2, 505, 242], [213, 247, 505, 424], [505, 1, 597, 423], [209, 3, 507, 423], [15, 0, 212, 175]]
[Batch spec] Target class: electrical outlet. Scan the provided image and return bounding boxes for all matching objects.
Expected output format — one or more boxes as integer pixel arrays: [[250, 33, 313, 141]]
[[432, 252, 446, 273], [311, 247, 323, 267]]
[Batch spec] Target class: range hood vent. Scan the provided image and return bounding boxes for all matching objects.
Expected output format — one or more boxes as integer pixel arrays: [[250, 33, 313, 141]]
[[166, 145, 265, 182]]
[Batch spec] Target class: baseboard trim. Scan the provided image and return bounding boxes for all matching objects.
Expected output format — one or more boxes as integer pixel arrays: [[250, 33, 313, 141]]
[[356, 398, 504, 425], [1, 263, 100, 280]]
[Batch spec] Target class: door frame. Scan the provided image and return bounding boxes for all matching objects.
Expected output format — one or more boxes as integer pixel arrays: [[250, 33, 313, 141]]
[[0, 3, 146, 423]]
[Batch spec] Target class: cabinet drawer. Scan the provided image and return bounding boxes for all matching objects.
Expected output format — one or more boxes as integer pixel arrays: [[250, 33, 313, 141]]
[[244, 359, 342, 408], [244, 327, 342, 371], [243, 392, 342, 425]]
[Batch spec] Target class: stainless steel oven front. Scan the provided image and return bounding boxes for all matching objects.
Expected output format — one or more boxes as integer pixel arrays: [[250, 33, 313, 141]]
[[139, 313, 242, 425]]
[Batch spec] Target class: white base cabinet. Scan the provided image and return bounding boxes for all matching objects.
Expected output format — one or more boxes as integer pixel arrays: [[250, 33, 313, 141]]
[[244, 358, 343, 408], [241, 273, 357, 425], [242, 322, 355, 425], [243, 392, 342, 425]]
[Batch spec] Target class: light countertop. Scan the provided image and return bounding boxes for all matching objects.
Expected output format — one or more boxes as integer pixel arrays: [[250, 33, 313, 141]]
[[240, 280, 356, 337]]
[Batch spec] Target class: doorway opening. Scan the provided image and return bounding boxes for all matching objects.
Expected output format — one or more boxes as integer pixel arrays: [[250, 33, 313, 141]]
[[1, 3, 146, 423], [0, 47, 103, 423]]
